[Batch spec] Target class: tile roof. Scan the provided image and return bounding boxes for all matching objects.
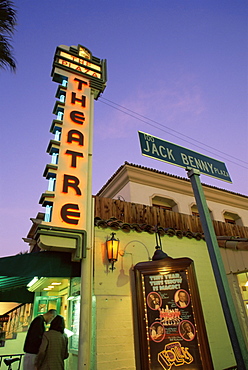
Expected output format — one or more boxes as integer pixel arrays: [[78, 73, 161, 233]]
[[94, 216, 248, 250], [95, 216, 203, 240]]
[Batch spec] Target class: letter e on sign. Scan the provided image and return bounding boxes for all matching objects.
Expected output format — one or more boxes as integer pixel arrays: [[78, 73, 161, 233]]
[[61, 203, 80, 225]]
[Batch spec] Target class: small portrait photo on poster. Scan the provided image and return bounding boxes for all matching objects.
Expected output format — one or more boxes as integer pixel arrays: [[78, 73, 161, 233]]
[[150, 322, 165, 343], [147, 292, 162, 310], [179, 320, 196, 341], [174, 289, 190, 308]]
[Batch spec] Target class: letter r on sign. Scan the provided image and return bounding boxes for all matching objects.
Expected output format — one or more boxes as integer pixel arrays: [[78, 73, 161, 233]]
[[63, 175, 81, 195]]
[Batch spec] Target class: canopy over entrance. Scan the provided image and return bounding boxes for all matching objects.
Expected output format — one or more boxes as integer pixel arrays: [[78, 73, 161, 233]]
[[0, 251, 81, 277], [0, 251, 81, 303], [0, 277, 34, 303]]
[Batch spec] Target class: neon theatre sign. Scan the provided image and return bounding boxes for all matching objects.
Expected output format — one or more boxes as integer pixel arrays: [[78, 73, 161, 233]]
[[36, 45, 107, 258]]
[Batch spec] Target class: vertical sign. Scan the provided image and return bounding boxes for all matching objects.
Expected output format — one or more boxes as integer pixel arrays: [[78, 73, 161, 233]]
[[50, 73, 91, 229], [134, 258, 213, 370], [39, 44, 107, 231], [36, 45, 106, 258]]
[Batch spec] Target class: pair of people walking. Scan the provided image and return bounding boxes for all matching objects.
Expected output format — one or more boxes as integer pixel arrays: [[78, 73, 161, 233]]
[[23, 309, 69, 370]]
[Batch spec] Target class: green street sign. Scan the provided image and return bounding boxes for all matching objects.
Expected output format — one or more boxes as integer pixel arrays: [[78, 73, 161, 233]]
[[138, 131, 232, 183]]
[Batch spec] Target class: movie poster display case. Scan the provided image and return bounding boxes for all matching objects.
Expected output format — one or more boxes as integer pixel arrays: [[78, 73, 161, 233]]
[[134, 257, 213, 370]]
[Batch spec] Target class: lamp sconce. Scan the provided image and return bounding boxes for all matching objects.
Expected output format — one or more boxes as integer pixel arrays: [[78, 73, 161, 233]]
[[152, 228, 169, 261], [106, 232, 120, 271]]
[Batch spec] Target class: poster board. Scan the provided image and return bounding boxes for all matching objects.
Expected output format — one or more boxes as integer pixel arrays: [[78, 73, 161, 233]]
[[134, 257, 213, 370], [69, 296, 80, 353]]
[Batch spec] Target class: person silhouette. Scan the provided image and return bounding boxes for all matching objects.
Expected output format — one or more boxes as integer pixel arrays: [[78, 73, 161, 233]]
[[35, 315, 69, 370], [23, 309, 57, 370]]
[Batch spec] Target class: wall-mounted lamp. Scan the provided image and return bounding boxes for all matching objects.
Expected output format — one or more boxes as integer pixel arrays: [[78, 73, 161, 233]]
[[152, 228, 169, 261], [106, 232, 120, 271]]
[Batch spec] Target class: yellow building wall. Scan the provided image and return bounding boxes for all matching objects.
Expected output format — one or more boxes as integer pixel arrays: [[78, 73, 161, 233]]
[[66, 353, 78, 370], [0, 331, 25, 356], [93, 227, 236, 370]]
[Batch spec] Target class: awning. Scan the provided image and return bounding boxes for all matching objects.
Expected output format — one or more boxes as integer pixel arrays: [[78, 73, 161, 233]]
[[0, 277, 34, 303], [0, 251, 81, 303], [0, 251, 81, 277]]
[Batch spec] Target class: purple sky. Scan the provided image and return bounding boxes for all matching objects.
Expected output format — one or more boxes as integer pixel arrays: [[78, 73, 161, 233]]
[[0, 1, 247, 257]]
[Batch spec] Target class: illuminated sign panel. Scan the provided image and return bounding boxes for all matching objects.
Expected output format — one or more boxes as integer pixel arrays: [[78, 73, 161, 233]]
[[39, 45, 107, 241], [50, 73, 90, 229], [58, 58, 101, 79], [59, 51, 101, 71], [134, 258, 213, 370], [52, 44, 107, 99]]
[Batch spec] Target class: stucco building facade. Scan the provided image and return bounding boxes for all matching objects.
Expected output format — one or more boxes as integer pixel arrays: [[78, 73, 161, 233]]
[[0, 162, 247, 369]]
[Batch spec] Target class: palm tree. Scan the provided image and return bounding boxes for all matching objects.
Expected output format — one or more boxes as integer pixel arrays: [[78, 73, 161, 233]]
[[0, 0, 16, 71]]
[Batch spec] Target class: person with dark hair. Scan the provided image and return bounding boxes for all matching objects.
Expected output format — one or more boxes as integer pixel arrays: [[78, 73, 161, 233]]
[[181, 321, 195, 340], [23, 309, 57, 370], [176, 291, 189, 308], [35, 315, 69, 370]]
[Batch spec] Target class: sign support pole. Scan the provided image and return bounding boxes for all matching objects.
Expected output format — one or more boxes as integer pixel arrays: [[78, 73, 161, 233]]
[[187, 168, 247, 369], [77, 91, 95, 370]]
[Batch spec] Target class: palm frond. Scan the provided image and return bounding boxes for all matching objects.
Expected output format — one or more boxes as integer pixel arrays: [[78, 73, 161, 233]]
[[0, 34, 16, 70], [0, 0, 16, 71], [0, 0, 16, 34]]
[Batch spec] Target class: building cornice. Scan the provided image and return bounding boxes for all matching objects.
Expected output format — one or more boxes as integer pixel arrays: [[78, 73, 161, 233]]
[[97, 162, 248, 210]]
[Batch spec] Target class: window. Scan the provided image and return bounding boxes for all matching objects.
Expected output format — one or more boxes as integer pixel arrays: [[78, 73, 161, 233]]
[[223, 212, 243, 226], [153, 204, 172, 211], [152, 196, 177, 212], [191, 204, 213, 219], [191, 205, 200, 218], [224, 218, 235, 225]]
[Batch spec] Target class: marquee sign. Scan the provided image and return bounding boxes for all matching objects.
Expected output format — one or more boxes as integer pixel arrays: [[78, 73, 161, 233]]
[[37, 45, 107, 258], [138, 131, 232, 183], [134, 258, 213, 370], [57, 51, 101, 78], [52, 44, 107, 99]]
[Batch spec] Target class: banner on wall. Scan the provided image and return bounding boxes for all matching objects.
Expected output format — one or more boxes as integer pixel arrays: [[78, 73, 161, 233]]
[[134, 258, 213, 370]]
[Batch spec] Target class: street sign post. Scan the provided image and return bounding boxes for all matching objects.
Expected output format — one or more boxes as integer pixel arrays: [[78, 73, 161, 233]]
[[138, 131, 232, 183], [138, 131, 247, 369], [187, 169, 247, 369]]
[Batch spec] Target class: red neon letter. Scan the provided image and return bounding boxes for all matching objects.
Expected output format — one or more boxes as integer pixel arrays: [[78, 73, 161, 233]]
[[74, 78, 88, 90], [62, 175, 81, 195], [61, 203, 80, 225], [67, 130, 84, 146], [71, 92, 86, 107], [70, 111, 85, 125], [65, 150, 84, 168]]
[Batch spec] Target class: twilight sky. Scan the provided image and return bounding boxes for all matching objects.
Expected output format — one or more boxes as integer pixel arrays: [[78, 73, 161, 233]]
[[0, 0, 247, 257]]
